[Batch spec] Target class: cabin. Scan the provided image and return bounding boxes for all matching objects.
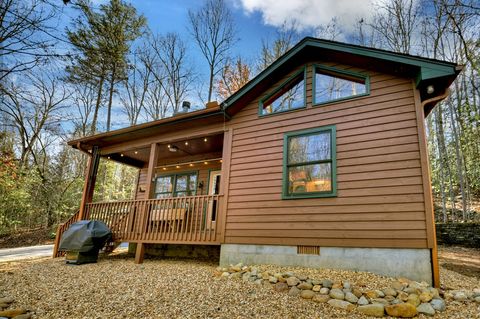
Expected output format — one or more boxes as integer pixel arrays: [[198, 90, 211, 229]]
[[54, 37, 461, 287]]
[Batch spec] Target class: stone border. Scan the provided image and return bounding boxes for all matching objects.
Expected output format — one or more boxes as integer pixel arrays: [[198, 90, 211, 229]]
[[215, 263, 480, 318]]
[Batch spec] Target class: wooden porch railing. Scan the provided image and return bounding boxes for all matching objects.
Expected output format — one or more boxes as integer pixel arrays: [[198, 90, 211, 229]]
[[84, 194, 221, 244], [52, 210, 81, 257]]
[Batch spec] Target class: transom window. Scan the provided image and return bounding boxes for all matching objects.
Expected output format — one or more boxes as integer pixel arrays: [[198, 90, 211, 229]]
[[154, 172, 198, 198], [259, 68, 306, 116], [283, 126, 336, 199], [314, 65, 368, 105]]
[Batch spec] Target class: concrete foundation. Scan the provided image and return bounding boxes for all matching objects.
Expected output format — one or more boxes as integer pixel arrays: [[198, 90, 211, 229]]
[[220, 244, 432, 284], [128, 243, 220, 260]]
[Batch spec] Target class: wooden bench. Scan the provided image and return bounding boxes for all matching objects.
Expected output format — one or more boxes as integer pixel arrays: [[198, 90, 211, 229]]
[[150, 208, 187, 231]]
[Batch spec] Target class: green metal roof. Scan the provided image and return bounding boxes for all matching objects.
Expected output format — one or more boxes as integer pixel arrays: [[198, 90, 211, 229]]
[[221, 37, 460, 114]]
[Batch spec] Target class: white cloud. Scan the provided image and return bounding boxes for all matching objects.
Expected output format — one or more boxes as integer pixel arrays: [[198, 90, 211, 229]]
[[236, 0, 382, 32]]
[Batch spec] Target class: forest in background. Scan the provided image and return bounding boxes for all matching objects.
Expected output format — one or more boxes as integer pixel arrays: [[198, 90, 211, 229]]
[[0, 0, 479, 235]]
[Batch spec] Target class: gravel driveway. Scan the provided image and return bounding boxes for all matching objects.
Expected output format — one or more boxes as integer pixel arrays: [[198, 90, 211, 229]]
[[0, 251, 479, 318]]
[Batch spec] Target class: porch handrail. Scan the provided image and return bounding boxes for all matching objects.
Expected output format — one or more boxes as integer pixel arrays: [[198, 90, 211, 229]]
[[84, 194, 222, 244]]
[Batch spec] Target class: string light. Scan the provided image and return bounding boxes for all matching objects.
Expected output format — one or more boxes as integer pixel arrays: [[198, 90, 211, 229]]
[[120, 153, 124, 157], [189, 163, 193, 167], [107, 156, 111, 159], [176, 165, 180, 169], [204, 138, 208, 142], [204, 161, 208, 165], [162, 167, 166, 170], [134, 151, 138, 154], [185, 141, 189, 146]]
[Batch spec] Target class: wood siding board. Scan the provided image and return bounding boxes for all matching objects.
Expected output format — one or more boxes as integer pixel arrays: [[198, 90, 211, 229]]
[[224, 237, 428, 248]]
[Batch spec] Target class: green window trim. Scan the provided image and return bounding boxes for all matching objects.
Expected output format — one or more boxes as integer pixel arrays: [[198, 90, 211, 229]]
[[258, 66, 307, 117], [154, 170, 199, 198], [282, 125, 337, 199], [312, 64, 370, 106]]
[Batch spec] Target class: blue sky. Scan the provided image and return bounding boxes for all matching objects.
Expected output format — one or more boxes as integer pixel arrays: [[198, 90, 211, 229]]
[[57, 0, 380, 130]]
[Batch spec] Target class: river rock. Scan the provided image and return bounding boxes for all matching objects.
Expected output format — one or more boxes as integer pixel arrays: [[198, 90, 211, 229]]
[[357, 296, 369, 305], [365, 290, 379, 299], [0, 298, 13, 305], [288, 286, 301, 296], [357, 303, 385, 317], [300, 290, 315, 299], [328, 299, 355, 311], [371, 298, 389, 305], [383, 287, 397, 297], [453, 291, 468, 301], [312, 285, 321, 292], [352, 287, 363, 298], [312, 294, 330, 303], [391, 281, 405, 291], [13, 314, 33, 319], [273, 282, 289, 292], [345, 292, 358, 303], [474, 296, 480, 303], [268, 276, 278, 284], [397, 291, 409, 301], [329, 288, 345, 300], [385, 303, 417, 318], [321, 279, 333, 288], [319, 287, 329, 295], [343, 281, 352, 290], [298, 282, 313, 290], [430, 298, 446, 311], [297, 274, 308, 281], [419, 291, 433, 303], [0, 309, 27, 318], [287, 277, 300, 287], [406, 294, 420, 306], [417, 303, 435, 316]]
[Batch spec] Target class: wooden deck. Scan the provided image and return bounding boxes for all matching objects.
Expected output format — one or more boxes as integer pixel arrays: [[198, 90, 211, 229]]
[[85, 195, 222, 244], [53, 195, 222, 258]]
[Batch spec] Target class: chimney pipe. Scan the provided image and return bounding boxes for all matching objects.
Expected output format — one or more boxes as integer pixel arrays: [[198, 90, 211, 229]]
[[182, 101, 191, 113]]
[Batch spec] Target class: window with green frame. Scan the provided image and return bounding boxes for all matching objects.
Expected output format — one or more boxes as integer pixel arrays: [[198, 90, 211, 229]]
[[154, 172, 198, 198], [259, 68, 306, 116], [313, 65, 369, 105], [283, 125, 336, 199]]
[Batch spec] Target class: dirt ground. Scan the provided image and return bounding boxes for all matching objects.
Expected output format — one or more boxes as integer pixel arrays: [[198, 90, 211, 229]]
[[438, 245, 480, 281], [0, 228, 54, 249]]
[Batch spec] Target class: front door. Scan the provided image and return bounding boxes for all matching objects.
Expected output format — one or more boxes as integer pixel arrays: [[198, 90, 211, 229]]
[[207, 170, 221, 230]]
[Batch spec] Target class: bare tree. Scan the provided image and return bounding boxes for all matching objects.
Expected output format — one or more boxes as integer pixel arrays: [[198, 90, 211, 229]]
[[188, 0, 236, 102], [148, 33, 193, 114], [370, 0, 420, 54], [0, 71, 68, 169], [121, 50, 152, 125], [258, 21, 299, 72], [0, 0, 61, 88]]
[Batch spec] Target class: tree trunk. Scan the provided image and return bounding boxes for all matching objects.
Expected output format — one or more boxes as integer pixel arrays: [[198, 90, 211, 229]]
[[106, 65, 116, 132], [91, 74, 105, 134], [434, 107, 448, 222]]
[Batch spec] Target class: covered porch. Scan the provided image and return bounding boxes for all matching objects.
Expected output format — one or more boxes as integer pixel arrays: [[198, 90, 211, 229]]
[[53, 107, 232, 262]]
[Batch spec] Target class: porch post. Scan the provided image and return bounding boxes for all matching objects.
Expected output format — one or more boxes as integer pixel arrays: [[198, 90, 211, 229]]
[[217, 128, 232, 243], [78, 146, 100, 221], [145, 143, 159, 199], [135, 142, 158, 264]]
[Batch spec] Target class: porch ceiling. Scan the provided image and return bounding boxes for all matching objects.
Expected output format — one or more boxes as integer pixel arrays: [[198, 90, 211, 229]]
[[103, 133, 224, 168]]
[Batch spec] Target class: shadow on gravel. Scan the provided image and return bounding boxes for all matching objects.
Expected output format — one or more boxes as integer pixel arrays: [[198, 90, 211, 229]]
[[440, 261, 480, 279]]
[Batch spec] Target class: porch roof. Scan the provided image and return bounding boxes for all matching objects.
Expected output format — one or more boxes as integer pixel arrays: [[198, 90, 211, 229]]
[[68, 106, 226, 152]]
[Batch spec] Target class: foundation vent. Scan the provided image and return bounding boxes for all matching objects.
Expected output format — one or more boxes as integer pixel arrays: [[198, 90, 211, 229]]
[[297, 245, 320, 255]]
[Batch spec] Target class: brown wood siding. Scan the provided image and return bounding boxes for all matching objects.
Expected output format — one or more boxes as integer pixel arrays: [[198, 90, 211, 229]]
[[224, 61, 428, 249], [135, 163, 222, 200]]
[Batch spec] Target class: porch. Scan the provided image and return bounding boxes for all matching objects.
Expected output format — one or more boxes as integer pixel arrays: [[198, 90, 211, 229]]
[[53, 108, 232, 262]]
